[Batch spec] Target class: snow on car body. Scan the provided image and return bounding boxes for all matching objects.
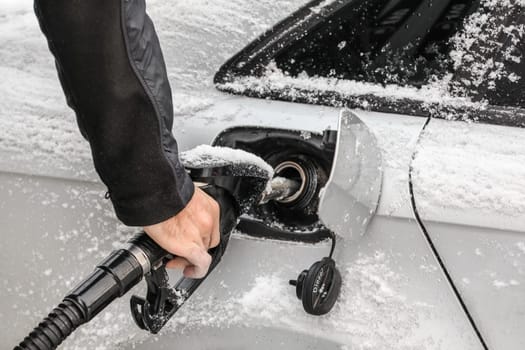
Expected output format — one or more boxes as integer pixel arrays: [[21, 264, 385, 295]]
[[1, 0, 524, 349]]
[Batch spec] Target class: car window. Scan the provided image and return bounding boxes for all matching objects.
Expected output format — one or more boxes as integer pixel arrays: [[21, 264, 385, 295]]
[[450, 1, 525, 108], [216, 0, 525, 127], [274, 0, 477, 88]]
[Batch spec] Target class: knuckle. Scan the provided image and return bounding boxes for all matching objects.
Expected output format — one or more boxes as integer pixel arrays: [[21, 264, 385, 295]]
[[203, 252, 212, 266], [211, 198, 220, 213], [186, 226, 200, 240], [200, 214, 214, 231], [210, 234, 220, 248]]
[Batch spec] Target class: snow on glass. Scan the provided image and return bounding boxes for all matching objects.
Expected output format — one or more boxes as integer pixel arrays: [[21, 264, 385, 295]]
[[450, 0, 525, 105], [220, 0, 525, 115]]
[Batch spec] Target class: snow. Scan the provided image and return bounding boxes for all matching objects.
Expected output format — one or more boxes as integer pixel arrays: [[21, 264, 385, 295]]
[[220, 62, 480, 109], [180, 144, 273, 178], [165, 250, 425, 349], [219, 1, 525, 117], [0, 0, 306, 174], [0, 5, 92, 175], [0, 0, 31, 14], [0, 1, 308, 348], [218, 61, 502, 125], [310, 0, 340, 14], [2, 0, 525, 348], [450, 0, 525, 97], [493, 279, 520, 289], [412, 118, 525, 230]]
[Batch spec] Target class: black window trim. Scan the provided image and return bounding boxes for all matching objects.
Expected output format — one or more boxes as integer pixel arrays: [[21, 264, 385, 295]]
[[214, 0, 525, 129]]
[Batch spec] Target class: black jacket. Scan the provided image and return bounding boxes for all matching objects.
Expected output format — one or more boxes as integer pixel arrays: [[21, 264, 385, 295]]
[[34, 0, 194, 226]]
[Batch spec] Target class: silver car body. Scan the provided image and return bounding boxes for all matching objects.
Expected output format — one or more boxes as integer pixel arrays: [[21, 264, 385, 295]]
[[1, 1, 524, 349]]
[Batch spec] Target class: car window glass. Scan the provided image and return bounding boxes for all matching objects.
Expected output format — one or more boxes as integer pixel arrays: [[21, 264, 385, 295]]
[[450, 1, 525, 108], [218, 0, 525, 119], [275, 0, 476, 87]]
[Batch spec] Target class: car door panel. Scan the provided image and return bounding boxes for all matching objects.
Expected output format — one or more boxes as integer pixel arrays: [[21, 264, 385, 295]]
[[412, 118, 525, 350], [133, 216, 483, 350]]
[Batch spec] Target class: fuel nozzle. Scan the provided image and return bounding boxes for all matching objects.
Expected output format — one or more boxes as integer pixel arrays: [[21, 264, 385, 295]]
[[260, 176, 301, 204], [129, 185, 242, 334]]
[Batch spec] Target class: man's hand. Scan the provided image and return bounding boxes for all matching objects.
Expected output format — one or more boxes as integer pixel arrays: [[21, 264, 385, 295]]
[[143, 187, 220, 279]]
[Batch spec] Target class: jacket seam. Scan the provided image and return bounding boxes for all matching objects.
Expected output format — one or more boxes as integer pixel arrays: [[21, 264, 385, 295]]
[[119, 0, 185, 203]]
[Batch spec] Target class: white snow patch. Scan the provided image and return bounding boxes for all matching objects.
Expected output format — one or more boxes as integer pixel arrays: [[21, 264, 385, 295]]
[[310, 0, 339, 14], [450, 0, 525, 96], [412, 119, 525, 221], [180, 144, 273, 177], [0, 0, 307, 172], [493, 280, 509, 289], [165, 251, 430, 348], [0, 0, 32, 15], [300, 130, 312, 140], [221, 62, 481, 110]]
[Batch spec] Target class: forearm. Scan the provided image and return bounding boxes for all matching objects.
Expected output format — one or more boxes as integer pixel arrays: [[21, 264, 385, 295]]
[[34, 0, 194, 226]]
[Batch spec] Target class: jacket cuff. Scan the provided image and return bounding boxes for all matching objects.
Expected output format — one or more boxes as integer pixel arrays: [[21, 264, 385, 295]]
[[111, 174, 195, 227]]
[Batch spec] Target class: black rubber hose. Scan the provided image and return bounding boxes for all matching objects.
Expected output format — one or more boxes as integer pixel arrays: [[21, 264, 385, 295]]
[[14, 299, 86, 350], [14, 248, 145, 350]]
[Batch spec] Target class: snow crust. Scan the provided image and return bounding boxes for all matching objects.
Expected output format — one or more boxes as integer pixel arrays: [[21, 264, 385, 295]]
[[221, 62, 480, 109], [180, 144, 274, 177], [0, 3, 91, 174]]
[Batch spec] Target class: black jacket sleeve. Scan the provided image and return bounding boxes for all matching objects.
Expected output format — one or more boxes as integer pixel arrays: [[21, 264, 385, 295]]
[[34, 0, 194, 226]]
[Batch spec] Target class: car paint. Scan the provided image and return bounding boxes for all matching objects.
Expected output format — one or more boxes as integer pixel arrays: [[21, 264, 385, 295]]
[[0, 97, 483, 349]]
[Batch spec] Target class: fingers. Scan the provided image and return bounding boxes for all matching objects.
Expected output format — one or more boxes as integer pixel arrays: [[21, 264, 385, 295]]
[[166, 245, 212, 279], [184, 245, 212, 278], [197, 188, 221, 249], [166, 257, 190, 270]]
